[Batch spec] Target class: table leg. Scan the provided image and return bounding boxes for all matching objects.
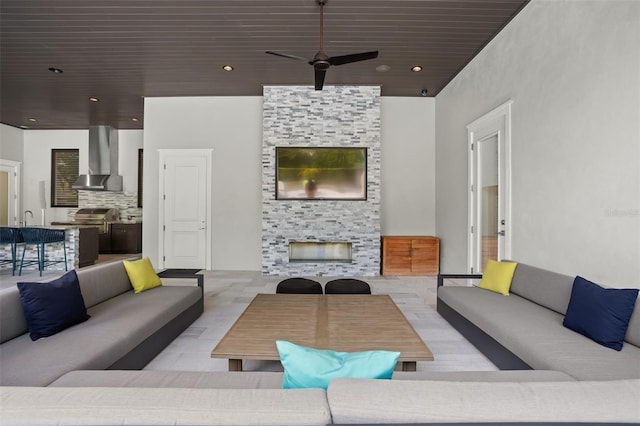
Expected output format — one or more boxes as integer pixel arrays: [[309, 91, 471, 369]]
[[228, 359, 243, 371], [401, 361, 416, 372]]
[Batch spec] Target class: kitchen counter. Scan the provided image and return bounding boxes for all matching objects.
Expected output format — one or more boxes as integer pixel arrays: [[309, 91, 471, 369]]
[[0, 226, 99, 274]]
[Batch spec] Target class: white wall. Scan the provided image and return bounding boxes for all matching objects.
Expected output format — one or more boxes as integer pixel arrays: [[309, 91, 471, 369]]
[[20, 129, 143, 225], [381, 97, 436, 236], [143, 97, 264, 270], [0, 124, 24, 162], [144, 95, 437, 271], [118, 130, 145, 194], [23, 130, 89, 224], [435, 0, 640, 287]]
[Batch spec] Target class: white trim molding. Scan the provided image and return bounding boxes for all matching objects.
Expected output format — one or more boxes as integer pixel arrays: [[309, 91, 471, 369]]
[[466, 100, 513, 273]]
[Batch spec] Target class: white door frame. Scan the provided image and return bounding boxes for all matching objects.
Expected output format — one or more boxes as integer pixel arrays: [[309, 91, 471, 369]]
[[0, 159, 21, 226], [158, 149, 213, 270], [467, 100, 513, 273]]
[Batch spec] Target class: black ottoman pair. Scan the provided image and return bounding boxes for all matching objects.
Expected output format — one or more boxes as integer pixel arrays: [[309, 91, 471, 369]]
[[276, 278, 371, 294]]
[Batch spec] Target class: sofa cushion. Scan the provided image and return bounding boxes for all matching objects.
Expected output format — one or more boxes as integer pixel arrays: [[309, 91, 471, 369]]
[[391, 370, 575, 382], [76, 261, 136, 308], [276, 340, 399, 390], [0, 287, 28, 343], [625, 304, 640, 347], [123, 257, 162, 294], [17, 270, 90, 341], [477, 260, 517, 295], [563, 276, 638, 351], [508, 262, 574, 315], [0, 285, 201, 386], [438, 286, 640, 380], [0, 386, 331, 426], [327, 378, 640, 424], [51, 370, 286, 389]]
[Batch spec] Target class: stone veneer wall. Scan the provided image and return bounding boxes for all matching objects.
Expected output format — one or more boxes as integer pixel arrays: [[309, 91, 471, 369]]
[[68, 191, 142, 223], [262, 86, 381, 276]]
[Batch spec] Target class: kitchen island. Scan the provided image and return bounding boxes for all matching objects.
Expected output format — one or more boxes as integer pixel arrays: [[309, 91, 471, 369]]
[[0, 225, 99, 274]]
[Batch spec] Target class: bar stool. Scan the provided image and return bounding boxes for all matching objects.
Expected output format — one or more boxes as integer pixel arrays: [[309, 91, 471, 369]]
[[0, 227, 23, 276], [19, 228, 68, 276]]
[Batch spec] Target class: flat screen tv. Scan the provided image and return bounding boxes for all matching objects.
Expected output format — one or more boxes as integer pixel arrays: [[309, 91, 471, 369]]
[[276, 147, 367, 200]]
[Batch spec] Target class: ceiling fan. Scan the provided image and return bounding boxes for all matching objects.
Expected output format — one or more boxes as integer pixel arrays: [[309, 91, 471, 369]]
[[265, 0, 379, 91]]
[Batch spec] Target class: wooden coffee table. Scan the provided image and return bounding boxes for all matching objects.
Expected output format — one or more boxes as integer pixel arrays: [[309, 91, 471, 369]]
[[211, 293, 433, 371]]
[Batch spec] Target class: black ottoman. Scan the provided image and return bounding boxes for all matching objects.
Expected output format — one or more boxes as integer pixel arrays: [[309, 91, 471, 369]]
[[324, 278, 371, 294], [276, 277, 323, 294]]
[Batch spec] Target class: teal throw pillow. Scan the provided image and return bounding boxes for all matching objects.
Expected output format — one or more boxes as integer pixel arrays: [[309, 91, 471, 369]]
[[276, 340, 400, 390]]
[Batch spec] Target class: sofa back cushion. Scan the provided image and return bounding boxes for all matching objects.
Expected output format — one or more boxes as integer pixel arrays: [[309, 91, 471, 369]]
[[76, 261, 134, 308], [508, 262, 574, 315], [0, 287, 28, 343], [1, 261, 134, 344], [623, 300, 640, 347], [327, 378, 640, 424], [509, 262, 640, 348]]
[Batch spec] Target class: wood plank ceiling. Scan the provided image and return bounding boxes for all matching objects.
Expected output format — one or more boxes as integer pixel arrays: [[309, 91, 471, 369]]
[[0, 0, 529, 129]]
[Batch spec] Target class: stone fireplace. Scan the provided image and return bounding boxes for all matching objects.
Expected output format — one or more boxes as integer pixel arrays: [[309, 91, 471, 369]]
[[262, 86, 381, 276]]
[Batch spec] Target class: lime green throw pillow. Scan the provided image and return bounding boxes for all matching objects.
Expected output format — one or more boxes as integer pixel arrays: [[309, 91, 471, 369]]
[[123, 257, 162, 294], [478, 260, 518, 296]]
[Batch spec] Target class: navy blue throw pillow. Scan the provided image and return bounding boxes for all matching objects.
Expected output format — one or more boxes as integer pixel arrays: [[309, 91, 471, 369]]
[[563, 276, 638, 351], [17, 270, 90, 341]]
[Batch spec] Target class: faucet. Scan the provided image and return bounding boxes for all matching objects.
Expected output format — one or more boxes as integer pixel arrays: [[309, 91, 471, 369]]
[[23, 210, 33, 227]]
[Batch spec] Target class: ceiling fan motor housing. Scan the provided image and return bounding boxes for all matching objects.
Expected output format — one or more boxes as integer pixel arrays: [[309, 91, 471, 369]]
[[312, 51, 331, 69]]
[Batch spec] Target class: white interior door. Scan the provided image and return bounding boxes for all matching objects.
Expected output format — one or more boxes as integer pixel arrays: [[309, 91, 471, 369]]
[[159, 150, 212, 269], [0, 160, 21, 226], [467, 101, 513, 273]]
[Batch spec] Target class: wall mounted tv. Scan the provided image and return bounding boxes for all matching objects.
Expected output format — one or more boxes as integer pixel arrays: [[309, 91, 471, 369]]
[[276, 147, 367, 200]]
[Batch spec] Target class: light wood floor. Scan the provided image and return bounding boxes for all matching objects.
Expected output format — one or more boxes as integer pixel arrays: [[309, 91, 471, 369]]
[[145, 271, 497, 373]]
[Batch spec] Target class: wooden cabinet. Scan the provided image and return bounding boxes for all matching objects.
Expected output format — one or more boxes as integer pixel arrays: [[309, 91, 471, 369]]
[[381, 236, 440, 276], [78, 227, 99, 267], [110, 223, 142, 254]]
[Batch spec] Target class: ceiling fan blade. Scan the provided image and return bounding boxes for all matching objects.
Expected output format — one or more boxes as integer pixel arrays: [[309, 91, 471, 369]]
[[315, 69, 326, 91], [265, 51, 311, 62], [328, 51, 379, 66]]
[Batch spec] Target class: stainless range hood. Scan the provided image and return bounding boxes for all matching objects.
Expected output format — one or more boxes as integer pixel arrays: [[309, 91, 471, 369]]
[[72, 125, 123, 191]]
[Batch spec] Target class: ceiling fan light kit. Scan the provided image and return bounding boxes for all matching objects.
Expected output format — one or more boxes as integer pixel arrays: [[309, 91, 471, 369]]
[[265, 0, 379, 91]]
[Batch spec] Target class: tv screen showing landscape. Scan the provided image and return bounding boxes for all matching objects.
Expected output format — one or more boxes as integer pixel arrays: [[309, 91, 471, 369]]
[[276, 147, 367, 200]]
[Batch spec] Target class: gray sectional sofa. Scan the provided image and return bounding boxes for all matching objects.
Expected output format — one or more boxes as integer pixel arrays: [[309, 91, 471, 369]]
[[0, 260, 204, 386], [1, 261, 639, 425], [1, 370, 639, 425], [437, 262, 640, 380]]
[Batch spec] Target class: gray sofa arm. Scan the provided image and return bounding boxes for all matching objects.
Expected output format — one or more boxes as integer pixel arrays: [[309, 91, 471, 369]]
[[157, 270, 204, 290], [437, 273, 483, 288]]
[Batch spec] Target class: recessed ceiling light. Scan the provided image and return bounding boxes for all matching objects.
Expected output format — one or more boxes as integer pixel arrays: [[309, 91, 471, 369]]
[[28, 117, 37, 122], [20, 125, 29, 129], [411, 65, 423, 72], [376, 64, 391, 72], [48, 67, 63, 74], [89, 97, 99, 102], [222, 65, 234, 72], [132, 118, 139, 122]]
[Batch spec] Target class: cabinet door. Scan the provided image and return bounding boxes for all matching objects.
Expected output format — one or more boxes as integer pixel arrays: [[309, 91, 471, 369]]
[[382, 238, 412, 275], [410, 238, 439, 275], [111, 224, 142, 254]]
